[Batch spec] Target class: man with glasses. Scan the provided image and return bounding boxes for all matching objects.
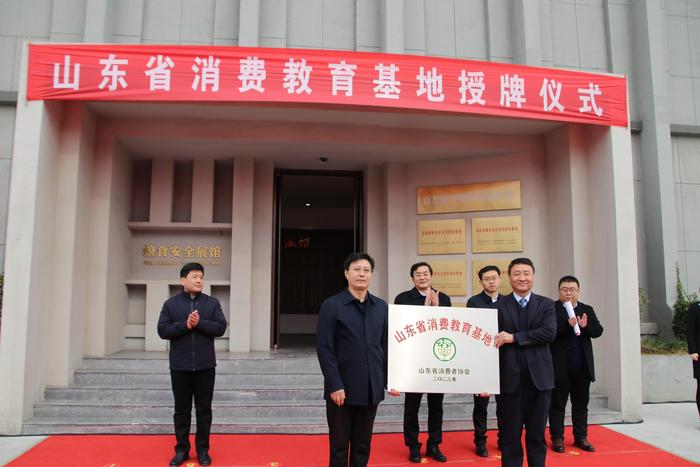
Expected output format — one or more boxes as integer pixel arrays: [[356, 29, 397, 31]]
[[394, 262, 451, 463], [316, 252, 390, 467], [467, 265, 505, 457], [548, 275, 604, 454]]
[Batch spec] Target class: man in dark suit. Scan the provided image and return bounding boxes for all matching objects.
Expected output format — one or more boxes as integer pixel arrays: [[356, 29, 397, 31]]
[[688, 300, 700, 417], [394, 262, 451, 463], [316, 252, 389, 467], [494, 257, 556, 467], [548, 275, 604, 453], [157, 262, 228, 467], [466, 265, 505, 457]]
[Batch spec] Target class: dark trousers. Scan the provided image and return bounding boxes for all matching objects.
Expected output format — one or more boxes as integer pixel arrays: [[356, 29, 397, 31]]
[[326, 401, 378, 467], [472, 394, 502, 445], [496, 373, 551, 467], [170, 368, 216, 454], [403, 392, 444, 449], [549, 368, 591, 441], [696, 379, 700, 416]]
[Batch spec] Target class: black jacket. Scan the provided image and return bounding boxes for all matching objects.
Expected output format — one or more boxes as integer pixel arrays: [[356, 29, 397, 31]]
[[497, 293, 556, 393], [550, 300, 603, 382], [157, 291, 227, 371], [316, 288, 388, 406], [467, 290, 504, 309], [394, 287, 452, 307], [688, 302, 700, 379]]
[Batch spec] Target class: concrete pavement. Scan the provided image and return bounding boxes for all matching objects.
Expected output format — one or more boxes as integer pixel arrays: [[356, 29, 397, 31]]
[[603, 402, 699, 464]]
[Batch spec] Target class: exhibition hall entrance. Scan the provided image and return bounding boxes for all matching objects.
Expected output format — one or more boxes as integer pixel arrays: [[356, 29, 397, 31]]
[[273, 170, 363, 348]]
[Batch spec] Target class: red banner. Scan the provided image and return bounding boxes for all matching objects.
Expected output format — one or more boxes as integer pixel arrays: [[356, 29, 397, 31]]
[[27, 44, 628, 127]]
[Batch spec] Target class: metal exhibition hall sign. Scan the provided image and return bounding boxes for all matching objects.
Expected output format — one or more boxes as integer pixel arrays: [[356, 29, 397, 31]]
[[27, 43, 628, 127]]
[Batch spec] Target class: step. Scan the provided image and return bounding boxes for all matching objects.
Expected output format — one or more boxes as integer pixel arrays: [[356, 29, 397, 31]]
[[22, 408, 624, 435], [73, 369, 324, 387], [80, 355, 321, 373], [31, 396, 480, 420], [23, 351, 623, 435]]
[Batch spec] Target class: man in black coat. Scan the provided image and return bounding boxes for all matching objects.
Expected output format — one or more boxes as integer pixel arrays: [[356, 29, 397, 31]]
[[686, 300, 700, 417], [316, 252, 390, 467], [157, 262, 228, 467], [466, 265, 505, 457], [494, 257, 556, 467], [548, 275, 604, 453], [394, 262, 451, 463]]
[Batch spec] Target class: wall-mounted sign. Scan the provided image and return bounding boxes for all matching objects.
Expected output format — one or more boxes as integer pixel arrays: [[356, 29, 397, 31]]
[[417, 181, 521, 215], [141, 243, 224, 266], [417, 219, 466, 255], [131, 231, 231, 280], [471, 258, 513, 297], [471, 215, 523, 253], [430, 260, 467, 297]]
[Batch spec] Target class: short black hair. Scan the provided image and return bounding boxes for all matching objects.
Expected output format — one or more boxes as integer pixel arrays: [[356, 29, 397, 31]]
[[478, 265, 501, 280], [410, 262, 433, 277], [180, 262, 204, 278], [343, 252, 375, 271], [508, 257, 535, 274], [558, 275, 580, 288]]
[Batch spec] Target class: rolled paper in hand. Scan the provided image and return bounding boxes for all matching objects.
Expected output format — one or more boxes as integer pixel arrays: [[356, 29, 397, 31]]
[[563, 301, 581, 336]]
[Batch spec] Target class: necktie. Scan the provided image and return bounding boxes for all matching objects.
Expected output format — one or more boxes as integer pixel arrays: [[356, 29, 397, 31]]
[[519, 298, 527, 308]]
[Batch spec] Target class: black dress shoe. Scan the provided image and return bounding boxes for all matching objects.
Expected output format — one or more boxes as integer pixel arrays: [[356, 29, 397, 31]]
[[169, 451, 188, 466], [574, 438, 595, 452], [426, 445, 447, 462], [197, 450, 212, 466], [552, 438, 565, 453], [408, 446, 421, 463], [475, 443, 488, 457]]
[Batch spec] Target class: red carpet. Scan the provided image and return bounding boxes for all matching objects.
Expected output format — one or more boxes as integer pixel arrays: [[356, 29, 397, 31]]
[[7, 426, 695, 466]]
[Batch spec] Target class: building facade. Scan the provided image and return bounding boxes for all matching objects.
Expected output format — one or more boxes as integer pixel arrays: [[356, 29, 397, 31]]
[[0, 0, 696, 434]]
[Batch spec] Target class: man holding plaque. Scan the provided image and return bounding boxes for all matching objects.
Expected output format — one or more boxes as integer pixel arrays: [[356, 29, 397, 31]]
[[494, 258, 556, 467], [395, 262, 451, 463], [548, 276, 604, 454], [467, 265, 505, 457], [316, 252, 389, 467]]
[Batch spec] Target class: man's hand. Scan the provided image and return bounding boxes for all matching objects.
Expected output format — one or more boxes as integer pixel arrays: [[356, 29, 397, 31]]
[[577, 313, 588, 328], [186, 310, 200, 329], [388, 389, 401, 397], [495, 331, 514, 347], [568, 316, 578, 327], [427, 289, 440, 306], [477, 392, 489, 397], [691, 353, 699, 362], [330, 389, 346, 406]]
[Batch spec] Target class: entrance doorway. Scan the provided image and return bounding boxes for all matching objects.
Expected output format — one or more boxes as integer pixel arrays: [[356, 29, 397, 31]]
[[273, 170, 363, 348]]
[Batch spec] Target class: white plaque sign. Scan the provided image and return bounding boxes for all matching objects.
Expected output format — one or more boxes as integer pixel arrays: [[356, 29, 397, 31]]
[[388, 304, 500, 394]]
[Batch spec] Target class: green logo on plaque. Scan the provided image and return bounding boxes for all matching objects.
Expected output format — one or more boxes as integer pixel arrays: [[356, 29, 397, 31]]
[[433, 337, 456, 362]]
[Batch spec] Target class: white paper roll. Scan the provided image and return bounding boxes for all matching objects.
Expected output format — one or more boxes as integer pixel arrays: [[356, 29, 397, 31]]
[[563, 301, 581, 336]]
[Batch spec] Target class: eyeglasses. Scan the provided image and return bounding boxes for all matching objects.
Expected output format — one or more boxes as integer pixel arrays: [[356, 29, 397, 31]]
[[559, 287, 579, 293], [413, 272, 431, 278]]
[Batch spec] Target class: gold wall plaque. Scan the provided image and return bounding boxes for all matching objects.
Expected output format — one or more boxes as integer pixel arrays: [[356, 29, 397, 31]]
[[417, 219, 466, 255], [417, 181, 521, 214], [471, 216, 523, 253], [430, 260, 467, 296], [471, 258, 513, 296]]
